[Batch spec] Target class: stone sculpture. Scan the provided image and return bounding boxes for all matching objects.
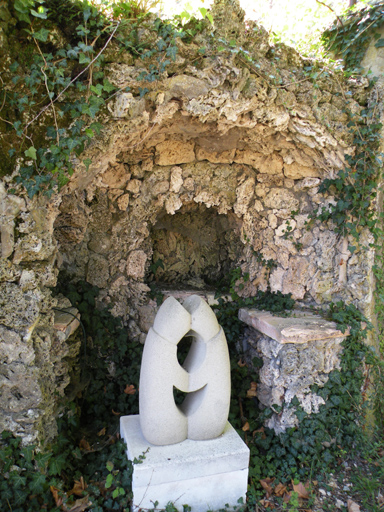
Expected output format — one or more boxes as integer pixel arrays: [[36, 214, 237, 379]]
[[139, 295, 231, 445]]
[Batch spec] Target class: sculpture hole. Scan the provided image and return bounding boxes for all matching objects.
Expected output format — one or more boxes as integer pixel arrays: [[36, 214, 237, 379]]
[[176, 335, 194, 367], [173, 385, 207, 414]]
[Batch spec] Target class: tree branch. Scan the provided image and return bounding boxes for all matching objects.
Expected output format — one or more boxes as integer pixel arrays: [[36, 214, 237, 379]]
[[316, 0, 344, 27]]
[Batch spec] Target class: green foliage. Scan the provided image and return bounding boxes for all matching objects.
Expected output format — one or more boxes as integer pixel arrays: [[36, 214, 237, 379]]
[[0, 421, 132, 512], [314, 103, 383, 245], [3, 0, 184, 196], [55, 279, 142, 429], [322, 1, 384, 73]]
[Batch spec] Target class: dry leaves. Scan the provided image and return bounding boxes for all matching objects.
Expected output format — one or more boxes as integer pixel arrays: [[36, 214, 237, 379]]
[[246, 382, 258, 398], [347, 499, 361, 512], [260, 478, 275, 497], [259, 478, 313, 510], [50, 484, 90, 512], [124, 384, 136, 395], [79, 438, 91, 451], [292, 480, 311, 499]]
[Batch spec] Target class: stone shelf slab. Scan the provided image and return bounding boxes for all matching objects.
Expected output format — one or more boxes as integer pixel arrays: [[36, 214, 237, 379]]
[[238, 309, 346, 344], [54, 307, 80, 341]]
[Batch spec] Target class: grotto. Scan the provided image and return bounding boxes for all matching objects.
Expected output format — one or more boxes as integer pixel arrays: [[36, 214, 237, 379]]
[[0, 0, 383, 448]]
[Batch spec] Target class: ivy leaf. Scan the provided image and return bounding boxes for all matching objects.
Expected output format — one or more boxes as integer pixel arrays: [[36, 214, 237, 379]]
[[79, 53, 90, 65], [83, 158, 92, 172], [10, 61, 19, 72], [10, 473, 27, 489], [31, 6, 48, 19], [24, 146, 37, 160], [21, 445, 34, 464], [105, 473, 113, 489], [166, 46, 177, 61], [35, 451, 52, 469], [33, 28, 50, 42], [102, 79, 115, 93], [375, 38, 384, 48], [29, 472, 46, 494], [48, 453, 68, 475], [66, 139, 79, 151]]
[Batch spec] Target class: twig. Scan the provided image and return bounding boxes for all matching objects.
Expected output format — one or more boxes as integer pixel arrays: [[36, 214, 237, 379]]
[[315, 0, 344, 28], [33, 37, 60, 144], [0, 76, 7, 114], [23, 21, 121, 133]]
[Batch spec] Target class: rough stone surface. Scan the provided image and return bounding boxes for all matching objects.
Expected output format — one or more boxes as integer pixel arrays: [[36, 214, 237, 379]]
[[239, 309, 347, 433], [0, 0, 380, 444]]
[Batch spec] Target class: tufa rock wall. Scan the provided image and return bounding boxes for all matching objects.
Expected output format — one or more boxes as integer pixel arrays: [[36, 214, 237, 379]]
[[0, 0, 379, 442]]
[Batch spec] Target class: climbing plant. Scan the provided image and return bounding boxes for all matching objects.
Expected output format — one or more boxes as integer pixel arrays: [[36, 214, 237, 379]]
[[322, 0, 384, 73], [0, 0, 181, 196]]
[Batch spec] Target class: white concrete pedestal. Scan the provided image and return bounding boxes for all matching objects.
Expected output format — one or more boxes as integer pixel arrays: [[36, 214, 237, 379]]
[[120, 415, 249, 511]]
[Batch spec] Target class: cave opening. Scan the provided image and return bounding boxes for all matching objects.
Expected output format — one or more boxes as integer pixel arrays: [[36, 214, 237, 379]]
[[149, 203, 241, 290]]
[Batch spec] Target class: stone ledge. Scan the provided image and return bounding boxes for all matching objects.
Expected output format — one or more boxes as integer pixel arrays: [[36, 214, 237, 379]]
[[239, 309, 346, 344], [53, 307, 80, 341]]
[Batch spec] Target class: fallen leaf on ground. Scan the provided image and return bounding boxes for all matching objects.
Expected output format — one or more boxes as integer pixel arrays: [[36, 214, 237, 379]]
[[274, 482, 287, 497], [68, 496, 91, 512], [124, 384, 136, 395], [112, 409, 121, 416], [283, 492, 291, 503], [252, 426, 266, 439], [292, 480, 311, 499], [259, 498, 275, 509], [97, 427, 106, 436], [68, 476, 87, 497], [237, 359, 247, 367], [79, 438, 91, 451], [347, 499, 361, 512], [246, 382, 257, 397], [260, 477, 274, 497], [242, 421, 250, 432], [50, 486, 63, 508]]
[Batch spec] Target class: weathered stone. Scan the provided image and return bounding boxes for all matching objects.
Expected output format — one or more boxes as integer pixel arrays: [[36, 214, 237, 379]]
[[239, 309, 346, 433], [13, 233, 56, 264], [239, 309, 344, 344], [87, 254, 110, 288], [234, 150, 283, 174], [0, 283, 41, 333], [264, 188, 299, 210], [169, 166, 183, 193], [108, 92, 146, 118], [53, 307, 80, 341], [126, 250, 147, 280], [127, 179, 142, 194], [284, 162, 321, 179], [233, 177, 255, 216], [117, 193, 130, 211], [196, 147, 235, 163], [164, 75, 209, 101], [155, 140, 195, 166], [100, 164, 130, 189], [0, 326, 34, 364]]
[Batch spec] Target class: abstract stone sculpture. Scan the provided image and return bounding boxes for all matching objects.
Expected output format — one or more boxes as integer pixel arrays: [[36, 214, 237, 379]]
[[139, 295, 231, 445]]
